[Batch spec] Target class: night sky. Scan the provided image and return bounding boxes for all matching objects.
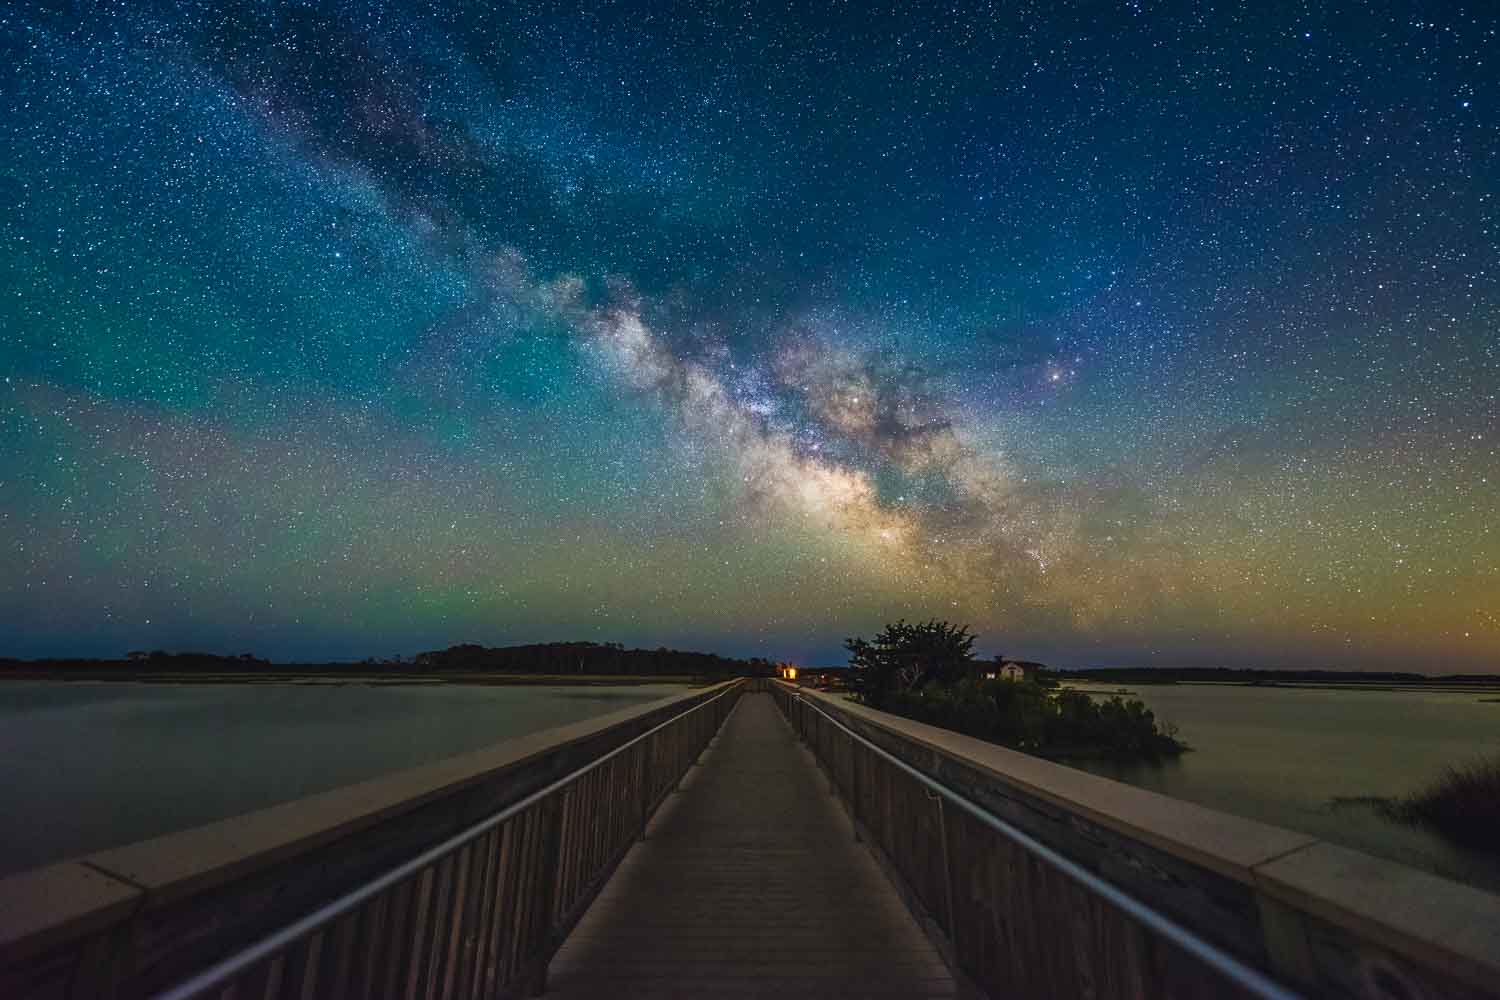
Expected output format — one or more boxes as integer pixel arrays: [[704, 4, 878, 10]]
[[2, 2, 1495, 670]]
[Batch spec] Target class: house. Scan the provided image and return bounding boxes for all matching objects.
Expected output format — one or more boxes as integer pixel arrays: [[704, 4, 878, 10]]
[[981, 660, 1029, 682]]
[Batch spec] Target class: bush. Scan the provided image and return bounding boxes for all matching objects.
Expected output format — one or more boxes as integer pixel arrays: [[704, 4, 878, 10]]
[[879, 678, 1184, 760], [843, 619, 1183, 760], [1386, 756, 1500, 852]]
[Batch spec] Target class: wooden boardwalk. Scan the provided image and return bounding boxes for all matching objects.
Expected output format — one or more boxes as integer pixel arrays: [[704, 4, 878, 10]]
[[547, 692, 959, 999]]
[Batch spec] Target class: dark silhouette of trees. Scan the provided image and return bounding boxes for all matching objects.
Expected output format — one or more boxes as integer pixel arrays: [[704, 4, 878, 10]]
[[410, 641, 770, 678], [879, 677, 1183, 758], [1, 643, 774, 679], [846, 619, 1184, 759], [846, 619, 978, 708]]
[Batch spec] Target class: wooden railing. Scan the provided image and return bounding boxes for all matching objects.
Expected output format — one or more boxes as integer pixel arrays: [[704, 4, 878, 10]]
[[160, 680, 743, 999], [0, 680, 744, 999], [772, 682, 1500, 1000]]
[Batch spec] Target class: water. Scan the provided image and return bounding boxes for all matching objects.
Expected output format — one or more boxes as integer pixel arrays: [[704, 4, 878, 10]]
[[0, 681, 687, 877], [1066, 683, 1500, 893], [6, 680, 1497, 894]]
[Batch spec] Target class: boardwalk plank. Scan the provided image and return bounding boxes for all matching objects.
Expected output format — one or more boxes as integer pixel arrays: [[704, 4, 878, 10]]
[[546, 693, 959, 998]]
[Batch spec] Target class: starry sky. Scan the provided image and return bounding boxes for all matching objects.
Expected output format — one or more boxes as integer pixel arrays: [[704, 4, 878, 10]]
[[1, 2, 1496, 670]]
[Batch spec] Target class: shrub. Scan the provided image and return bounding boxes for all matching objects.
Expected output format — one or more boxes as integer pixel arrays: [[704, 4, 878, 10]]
[[880, 677, 1184, 760], [843, 619, 1183, 760], [1386, 756, 1500, 852]]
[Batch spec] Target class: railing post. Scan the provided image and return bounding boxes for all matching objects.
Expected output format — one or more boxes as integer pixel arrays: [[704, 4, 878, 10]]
[[827, 724, 838, 796], [674, 722, 685, 791], [638, 739, 649, 841], [928, 790, 956, 945], [525, 795, 565, 997], [850, 740, 862, 843], [693, 700, 707, 765]]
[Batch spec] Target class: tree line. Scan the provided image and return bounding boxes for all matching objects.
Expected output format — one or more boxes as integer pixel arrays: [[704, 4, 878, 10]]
[[410, 642, 773, 677], [0, 643, 777, 679]]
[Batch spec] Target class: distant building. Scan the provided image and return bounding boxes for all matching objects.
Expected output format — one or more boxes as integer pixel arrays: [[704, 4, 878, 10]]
[[982, 660, 1029, 682], [782, 664, 847, 689]]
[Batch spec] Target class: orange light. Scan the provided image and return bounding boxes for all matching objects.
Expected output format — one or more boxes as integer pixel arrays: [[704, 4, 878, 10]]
[[786, 666, 798, 681]]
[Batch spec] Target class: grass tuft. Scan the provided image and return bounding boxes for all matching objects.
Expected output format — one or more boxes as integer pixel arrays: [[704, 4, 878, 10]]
[[1385, 755, 1500, 852]]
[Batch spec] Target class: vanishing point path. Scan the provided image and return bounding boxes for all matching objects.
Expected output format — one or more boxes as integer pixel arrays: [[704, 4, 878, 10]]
[[547, 692, 960, 999]]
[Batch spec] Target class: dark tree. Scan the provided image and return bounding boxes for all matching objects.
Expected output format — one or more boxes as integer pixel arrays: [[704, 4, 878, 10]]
[[845, 619, 977, 707]]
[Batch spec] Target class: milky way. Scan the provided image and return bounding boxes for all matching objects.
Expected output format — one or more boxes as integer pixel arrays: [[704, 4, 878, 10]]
[[1, 2, 1496, 668]]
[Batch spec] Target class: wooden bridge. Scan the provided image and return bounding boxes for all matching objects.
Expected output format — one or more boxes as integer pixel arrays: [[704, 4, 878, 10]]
[[2, 680, 1498, 999], [547, 692, 955, 998]]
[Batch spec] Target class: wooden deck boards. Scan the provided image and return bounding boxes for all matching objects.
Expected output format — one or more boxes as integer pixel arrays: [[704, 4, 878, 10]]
[[546, 692, 959, 999]]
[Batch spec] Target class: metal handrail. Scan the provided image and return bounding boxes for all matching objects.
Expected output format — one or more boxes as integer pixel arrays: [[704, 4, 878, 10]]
[[156, 680, 745, 1000], [789, 690, 1300, 1000]]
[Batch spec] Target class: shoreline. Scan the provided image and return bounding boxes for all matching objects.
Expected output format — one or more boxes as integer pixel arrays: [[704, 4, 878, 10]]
[[1068, 678, 1500, 695], [0, 670, 712, 687]]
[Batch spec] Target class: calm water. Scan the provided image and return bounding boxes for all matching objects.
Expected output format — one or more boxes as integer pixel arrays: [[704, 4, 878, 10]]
[[1067, 683, 1500, 892], [0, 681, 686, 877], [6, 681, 1497, 894]]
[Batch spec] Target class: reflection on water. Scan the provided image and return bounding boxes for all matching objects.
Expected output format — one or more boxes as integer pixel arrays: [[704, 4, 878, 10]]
[[0, 681, 685, 877], [1066, 683, 1500, 893]]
